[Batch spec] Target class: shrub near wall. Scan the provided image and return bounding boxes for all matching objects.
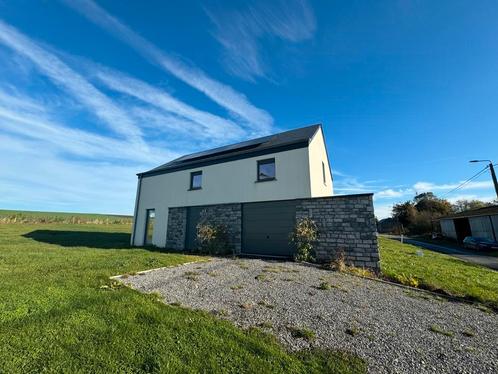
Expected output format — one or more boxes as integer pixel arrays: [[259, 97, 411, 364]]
[[196, 222, 232, 255]]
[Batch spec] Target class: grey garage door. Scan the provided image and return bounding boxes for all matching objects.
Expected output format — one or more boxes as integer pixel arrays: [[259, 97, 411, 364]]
[[242, 200, 296, 257], [185, 206, 204, 250]]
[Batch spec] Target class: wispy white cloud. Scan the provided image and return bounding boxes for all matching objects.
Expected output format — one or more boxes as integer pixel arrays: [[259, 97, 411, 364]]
[[0, 86, 175, 214], [0, 133, 140, 214], [0, 88, 174, 163], [96, 69, 245, 141], [0, 20, 146, 147], [206, 0, 316, 80], [413, 180, 493, 193], [446, 194, 497, 204], [376, 188, 412, 198], [62, 0, 273, 132]]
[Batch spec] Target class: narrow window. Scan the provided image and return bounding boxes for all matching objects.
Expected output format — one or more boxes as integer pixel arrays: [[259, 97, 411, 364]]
[[145, 209, 155, 245], [257, 158, 276, 181], [322, 161, 326, 184], [190, 171, 202, 190]]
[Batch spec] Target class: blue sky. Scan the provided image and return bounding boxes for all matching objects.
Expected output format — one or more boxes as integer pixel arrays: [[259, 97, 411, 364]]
[[0, 0, 497, 217]]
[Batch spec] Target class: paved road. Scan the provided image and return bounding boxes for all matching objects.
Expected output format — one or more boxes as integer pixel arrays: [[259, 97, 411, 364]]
[[382, 235, 498, 271]]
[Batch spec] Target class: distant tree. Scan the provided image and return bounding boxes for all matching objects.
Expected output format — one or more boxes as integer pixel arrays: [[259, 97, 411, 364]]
[[392, 201, 417, 228], [414, 193, 452, 216], [391, 192, 452, 235], [452, 199, 491, 213]]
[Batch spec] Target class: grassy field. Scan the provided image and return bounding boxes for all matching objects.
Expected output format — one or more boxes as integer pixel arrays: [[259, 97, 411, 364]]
[[0, 222, 365, 373], [379, 237, 498, 309], [0, 209, 132, 224]]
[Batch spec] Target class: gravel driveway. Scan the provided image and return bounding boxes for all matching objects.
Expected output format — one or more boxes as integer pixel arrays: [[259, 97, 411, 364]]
[[116, 258, 498, 374]]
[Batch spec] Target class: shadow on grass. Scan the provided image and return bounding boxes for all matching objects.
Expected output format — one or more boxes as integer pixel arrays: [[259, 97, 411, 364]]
[[23, 230, 133, 249]]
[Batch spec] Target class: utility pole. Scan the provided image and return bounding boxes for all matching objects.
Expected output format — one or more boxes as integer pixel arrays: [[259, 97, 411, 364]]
[[469, 160, 498, 200], [489, 163, 498, 199]]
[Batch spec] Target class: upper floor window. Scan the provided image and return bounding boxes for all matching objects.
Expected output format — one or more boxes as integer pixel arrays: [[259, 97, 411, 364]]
[[190, 171, 202, 190], [257, 158, 276, 181], [322, 161, 326, 184]]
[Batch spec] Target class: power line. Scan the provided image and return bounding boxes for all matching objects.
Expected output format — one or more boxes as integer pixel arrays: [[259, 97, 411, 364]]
[[441, 165, 489, 197]]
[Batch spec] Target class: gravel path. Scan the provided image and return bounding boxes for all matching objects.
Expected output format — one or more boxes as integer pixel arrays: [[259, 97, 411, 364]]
[[117, 258, 498, 374]]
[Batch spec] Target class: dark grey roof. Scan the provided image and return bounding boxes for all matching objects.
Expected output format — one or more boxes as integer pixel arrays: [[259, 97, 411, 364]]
[[440, 205, 498, 220], [139, 124, 321, 177]]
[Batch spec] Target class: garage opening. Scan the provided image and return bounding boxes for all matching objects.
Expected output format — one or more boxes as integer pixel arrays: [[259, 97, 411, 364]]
[[454, 217, 471, 243], [242, 200, 296, 257]]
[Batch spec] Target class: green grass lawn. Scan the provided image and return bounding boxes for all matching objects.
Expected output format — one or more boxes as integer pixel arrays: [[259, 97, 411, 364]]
[[0, 209, 132, 224], [0, 223, 365, 373], [379, 237, 498, 309]]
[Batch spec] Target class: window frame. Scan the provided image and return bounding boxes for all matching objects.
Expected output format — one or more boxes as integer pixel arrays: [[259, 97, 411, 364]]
[[189, 171, 203, 190], [322, 161, 327, 185], [257, 158, 276, 182], [144, 209, 155, 245]]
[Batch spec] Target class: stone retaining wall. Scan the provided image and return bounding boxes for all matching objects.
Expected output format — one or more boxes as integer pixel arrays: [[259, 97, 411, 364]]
[[296, 194, 379, 269], [165, 194, 379, 270], [166, 207, 187, 250]]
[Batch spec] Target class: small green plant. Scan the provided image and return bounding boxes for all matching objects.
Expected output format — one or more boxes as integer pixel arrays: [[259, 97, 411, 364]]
[[257, 300, 275, 309], [235, 261, 249, 269], [263, 266, 282, 273], [230, 284, 243, 290], [207, 271, 218, 277], [330, 250, 346, 272], [429, 324, 454, 337], [255, 273, 269, 282], [258, 322, 273, 329], [196, 221, 232, 255], [462, 329, 475, 337], [291, 217, 318, 262], [395, 273, 420, 288], [345, 326, 360, 337], [99, 281, 123, 291], [287, 326, 316, 342], [347, 266, 376, 278], [215, 309, 229, 317], [318, 282, 332, 290], [183, 271, 200, 281]]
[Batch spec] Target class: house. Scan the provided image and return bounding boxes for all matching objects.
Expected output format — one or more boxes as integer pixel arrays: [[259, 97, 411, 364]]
[[439, 205, 498, 242], [131, 124, 380, 268]]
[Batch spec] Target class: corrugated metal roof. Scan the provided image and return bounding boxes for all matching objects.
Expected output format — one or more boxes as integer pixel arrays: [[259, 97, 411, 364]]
[[440, 205, 498, 220], [139, 124, 321, 177]]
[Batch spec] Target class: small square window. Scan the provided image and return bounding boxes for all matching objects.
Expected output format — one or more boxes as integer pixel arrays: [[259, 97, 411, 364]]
[[190, 171, 202, 190], [257, 158, 275, 181]]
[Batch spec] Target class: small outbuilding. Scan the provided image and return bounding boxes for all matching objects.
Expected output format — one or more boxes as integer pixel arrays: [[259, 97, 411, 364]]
[[439, 206, 498, 242]]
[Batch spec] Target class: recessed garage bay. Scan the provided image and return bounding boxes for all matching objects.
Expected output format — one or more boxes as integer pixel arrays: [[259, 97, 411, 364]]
[[241, 200, 297, 257]]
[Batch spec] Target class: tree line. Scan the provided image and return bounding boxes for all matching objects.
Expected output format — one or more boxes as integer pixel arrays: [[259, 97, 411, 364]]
[[378, 193, 497, 235]]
